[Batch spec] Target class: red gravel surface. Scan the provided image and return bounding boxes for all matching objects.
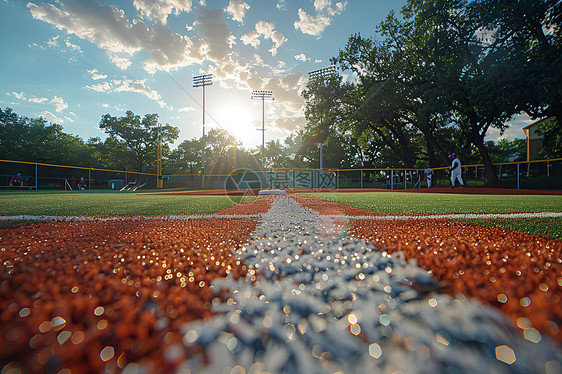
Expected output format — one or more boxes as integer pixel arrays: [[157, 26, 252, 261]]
[[213, 196, 272, 215], [349, 218, 561, 341], [300, 196, 561, 342], [292, 195, 382, 216], [0, 218, 256, 373]]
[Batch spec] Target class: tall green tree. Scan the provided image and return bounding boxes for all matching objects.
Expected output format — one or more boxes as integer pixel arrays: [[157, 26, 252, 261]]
[[99, 111, 179, 172], [0, 107, 93, 166], [167, 138, 202, 174], [471, 0, 562, 122]]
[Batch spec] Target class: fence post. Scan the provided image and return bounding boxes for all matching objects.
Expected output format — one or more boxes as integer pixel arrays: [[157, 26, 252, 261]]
[[404, 170, 407, 190], [88, 169, 91, 190], [517, 163, 520, 190], [391, 170, 394, 190], [35, 163, 38, 190], [360, 169, 363, 189], [336, 170, 339, 189]]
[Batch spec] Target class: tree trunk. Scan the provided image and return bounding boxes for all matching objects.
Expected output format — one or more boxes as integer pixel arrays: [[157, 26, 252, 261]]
[[471, 129, 497, 184], [387, 124, 415, 168]]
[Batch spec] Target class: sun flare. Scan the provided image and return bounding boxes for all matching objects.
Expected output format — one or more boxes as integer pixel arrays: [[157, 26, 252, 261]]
[[211, 102, 262, 149]]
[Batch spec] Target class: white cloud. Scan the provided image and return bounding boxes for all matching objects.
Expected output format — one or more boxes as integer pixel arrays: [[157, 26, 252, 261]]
[[9, 91, 66, 115], [294, 9, 331, 36], [193, 8, 234, 62], [276, 0, 287, 10], [241, 20, 286, 56], [88, 69, 108, 80], [27, 1, 205, 72], [179, 106, 196, 112], [314, 0, 330, 12], [269, 30, 286, 56], [51, 96, 68, 112], [10, 92, 25, 100], [47, 35, 59, 48], [39, 111, 64, 124], [32, 34, 82, 55], [256, 21, 275, 38], [295, 53, 309, 62], [133, 0, 193, 24], [486, 113, 534, 141], [85, 78, 165, 107], [226, 0, 250, 22], [87, 82, 112, 92], [240, 31, 260, 48], [294, 1, 347, 36], [108, 53, 133, 70], [28, 96, 49, 104]]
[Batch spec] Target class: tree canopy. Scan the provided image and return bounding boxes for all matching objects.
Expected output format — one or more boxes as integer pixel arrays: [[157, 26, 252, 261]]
[[301, 0, 561, 181]]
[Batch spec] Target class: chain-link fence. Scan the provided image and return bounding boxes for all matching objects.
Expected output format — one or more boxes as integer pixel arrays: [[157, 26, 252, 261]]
[[1, 160, 157, 191], [2, 158, 561, 191]]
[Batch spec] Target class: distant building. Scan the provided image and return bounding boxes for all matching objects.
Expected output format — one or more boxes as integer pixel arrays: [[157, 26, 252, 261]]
[[522, 117, 555, 161]]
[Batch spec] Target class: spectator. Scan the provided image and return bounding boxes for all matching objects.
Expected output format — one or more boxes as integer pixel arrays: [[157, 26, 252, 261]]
[[424, 165, 433, 188], [77, 177, 87, 190], [9, 172, 23, 188], [449, 153, 464, 188]]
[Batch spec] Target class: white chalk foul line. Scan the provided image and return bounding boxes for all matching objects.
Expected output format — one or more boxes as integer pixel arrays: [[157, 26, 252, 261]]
[[0, 214, 262, 222], [344, 212, 562, 220]]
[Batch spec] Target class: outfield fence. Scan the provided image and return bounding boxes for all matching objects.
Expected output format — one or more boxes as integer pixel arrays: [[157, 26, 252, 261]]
[[0, 159, 158, 191], [1, 158, 561, 191]]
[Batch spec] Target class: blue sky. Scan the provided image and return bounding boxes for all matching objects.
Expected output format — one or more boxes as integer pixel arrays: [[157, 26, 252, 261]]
[[0, 0, 532, 149]]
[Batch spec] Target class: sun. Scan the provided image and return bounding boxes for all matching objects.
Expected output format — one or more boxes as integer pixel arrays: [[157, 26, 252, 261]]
[[211, 102, 262, 149]]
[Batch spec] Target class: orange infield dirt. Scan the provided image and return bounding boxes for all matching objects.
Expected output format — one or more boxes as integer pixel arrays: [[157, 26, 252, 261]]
[[298, 197, 561, 342], [0, 217, 257, 373]]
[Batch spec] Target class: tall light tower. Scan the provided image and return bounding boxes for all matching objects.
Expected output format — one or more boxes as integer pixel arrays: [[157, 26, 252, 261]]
[[251, 90, 274, 168], [193, 73, 212, 184], [157, 122, 162, 188], [308, 66, 337, 171]]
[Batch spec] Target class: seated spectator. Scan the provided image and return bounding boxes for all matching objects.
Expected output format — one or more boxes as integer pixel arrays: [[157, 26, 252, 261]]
[[9, 173, 23, 188], [77, 177, 87, 190]]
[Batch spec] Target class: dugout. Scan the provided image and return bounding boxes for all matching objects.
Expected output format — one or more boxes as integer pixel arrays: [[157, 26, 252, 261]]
[[107, 179, 125, 190]]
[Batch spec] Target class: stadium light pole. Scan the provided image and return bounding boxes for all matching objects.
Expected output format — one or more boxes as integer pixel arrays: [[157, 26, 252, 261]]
[[251, 90, 274, 168], [308, 66, 337, 171], [193, 73, 213, 186], [157, 122, 162, 189]]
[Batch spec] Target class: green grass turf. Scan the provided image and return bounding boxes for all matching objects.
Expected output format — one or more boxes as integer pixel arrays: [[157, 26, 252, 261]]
[[302, 192, 562, 239], [0, 190, 249, 216], [301, 192, 562, 214], [453, 217, 562, 240]]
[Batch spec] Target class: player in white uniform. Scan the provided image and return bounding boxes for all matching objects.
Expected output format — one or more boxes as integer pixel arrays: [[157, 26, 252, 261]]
[[449, 153, 464, 188], [424, 165, 433, 188]]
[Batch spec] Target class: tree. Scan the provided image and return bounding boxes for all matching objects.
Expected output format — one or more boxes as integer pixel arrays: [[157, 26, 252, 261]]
[[0, 107, 93, 166], [471, 0, 562, 122], [167, 138, 202, 174], [99, 111, 179, 172], [201, 128, 256, 174]]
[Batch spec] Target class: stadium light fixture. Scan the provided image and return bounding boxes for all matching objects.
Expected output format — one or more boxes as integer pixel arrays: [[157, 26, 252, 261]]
[[251, 90, 274, 168], [193, 73, 212, 183], [308, 65, 337, 81], [308, 66, 338, 170]]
